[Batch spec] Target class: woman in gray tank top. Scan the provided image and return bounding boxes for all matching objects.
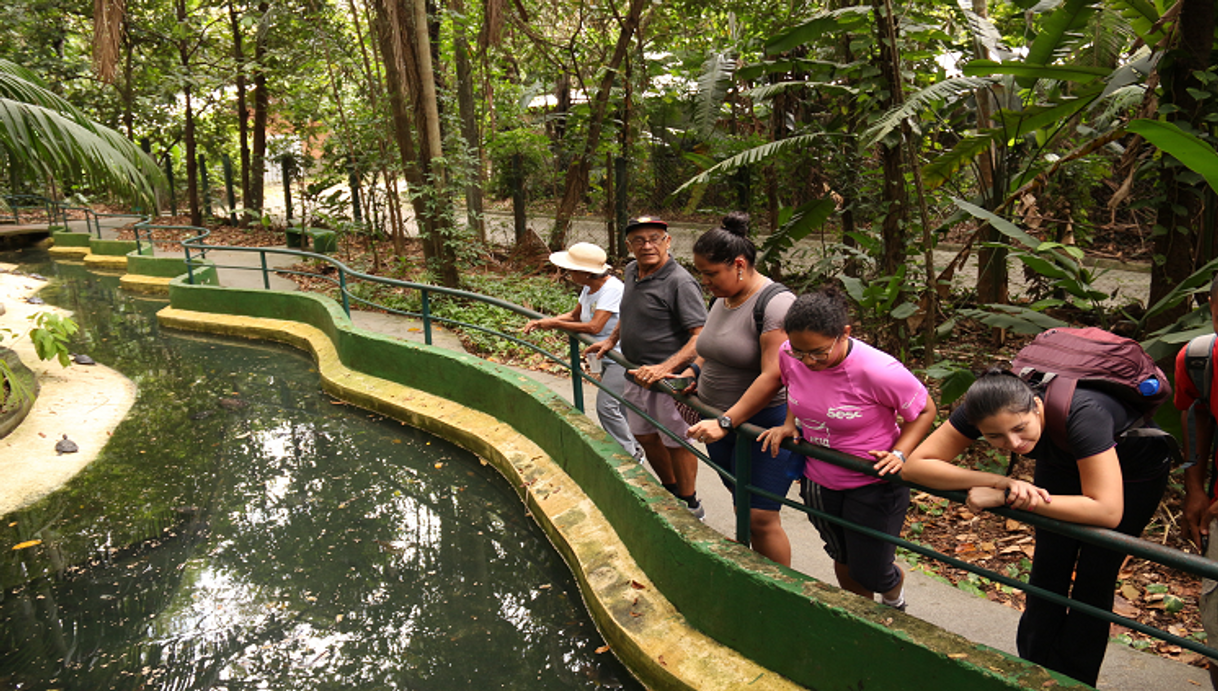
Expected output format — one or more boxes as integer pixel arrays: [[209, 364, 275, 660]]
[[678, 212, 800, 566]]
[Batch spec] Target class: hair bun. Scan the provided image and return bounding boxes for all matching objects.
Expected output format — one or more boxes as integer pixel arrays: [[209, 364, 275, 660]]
[[721, 211, 749, 237]]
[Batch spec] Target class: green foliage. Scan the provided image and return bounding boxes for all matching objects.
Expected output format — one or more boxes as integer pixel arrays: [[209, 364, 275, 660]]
[[432, 274, 575, 360], [1127, 119, 1218, 195], [486, 126, 553, 200], [925, 362, 975, 408], [26, 311, 78, 367]]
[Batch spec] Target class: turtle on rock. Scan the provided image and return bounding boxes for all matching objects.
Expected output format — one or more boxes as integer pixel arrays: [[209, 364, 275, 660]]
[[55, 435, 79, 455], [25, 296, 45, 305], [71, 353, 96, 365]]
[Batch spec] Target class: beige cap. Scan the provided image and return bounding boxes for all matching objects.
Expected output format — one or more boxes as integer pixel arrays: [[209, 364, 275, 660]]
[[548, 242, 611, 273]]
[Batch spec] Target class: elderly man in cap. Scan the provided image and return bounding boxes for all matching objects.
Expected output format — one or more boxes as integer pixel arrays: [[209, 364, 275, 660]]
[[587, 217, 708, 517], [524, 242, 642, 460]]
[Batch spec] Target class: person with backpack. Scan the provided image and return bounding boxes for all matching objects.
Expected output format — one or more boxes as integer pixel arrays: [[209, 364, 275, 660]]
[[677, 212, 800, 565], [1174, 274, 1218, 690], [757, 287, 936, 606], [904, 356, 1175, 686]]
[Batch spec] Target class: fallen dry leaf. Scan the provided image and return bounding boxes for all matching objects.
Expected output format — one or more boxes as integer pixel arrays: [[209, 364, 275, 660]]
[[630, 580, 646, 590], [594, 645, 610, 654], [12, 540, 42, 550]]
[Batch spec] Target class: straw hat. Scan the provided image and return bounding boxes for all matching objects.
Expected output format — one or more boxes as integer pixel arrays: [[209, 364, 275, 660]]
[[548, 242, 611, 274]]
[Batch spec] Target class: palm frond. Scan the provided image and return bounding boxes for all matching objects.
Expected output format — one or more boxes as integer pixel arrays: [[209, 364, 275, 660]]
[[765, 6, 872, 55], [956, 1, 1017, 61], [692, 50, 736, 140], [670, 134, 835, 197], [0, 96, 161, 207], [923, 133, 995, 190], [1106, 0, 1167, 46], [1023, 0, 1098, 79], [861, 76, 999, 149], [745, 80, 858, 103]]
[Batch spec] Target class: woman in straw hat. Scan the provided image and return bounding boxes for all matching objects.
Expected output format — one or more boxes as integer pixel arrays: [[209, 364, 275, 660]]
[[524, 242, 643, 460]]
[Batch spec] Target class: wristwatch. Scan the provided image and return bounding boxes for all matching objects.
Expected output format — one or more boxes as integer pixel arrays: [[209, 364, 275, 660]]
[[717, 414, 733, 430]]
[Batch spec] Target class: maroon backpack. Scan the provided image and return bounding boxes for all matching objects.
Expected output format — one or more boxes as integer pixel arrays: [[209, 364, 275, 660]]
[[1010, 327, 1173, 454]]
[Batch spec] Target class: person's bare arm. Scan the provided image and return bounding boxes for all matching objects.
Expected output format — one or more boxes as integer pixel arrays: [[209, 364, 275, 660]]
[[687, 327, 785, 443]]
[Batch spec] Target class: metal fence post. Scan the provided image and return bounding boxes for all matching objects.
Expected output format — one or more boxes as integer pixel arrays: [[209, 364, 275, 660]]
[[165, 155, 177, 217], [733, 434, 752, 547], [199, 154, 212, 218], [222, 153, 237, 225], [261, 251, 270, 290], [568, 335, 585, 413], [339, 271, 351, 317], [422, 290, 432, 346]]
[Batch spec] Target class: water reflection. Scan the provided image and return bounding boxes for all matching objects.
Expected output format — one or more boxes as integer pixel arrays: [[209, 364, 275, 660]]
[[0, 255, 639, 690]]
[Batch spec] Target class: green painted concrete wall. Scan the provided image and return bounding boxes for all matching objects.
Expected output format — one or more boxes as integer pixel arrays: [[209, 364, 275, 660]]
[[126, 253, 191, 278], [164, 278, 1083, 691], [50, 231, 91, 248], [90, 239, 140, 257]]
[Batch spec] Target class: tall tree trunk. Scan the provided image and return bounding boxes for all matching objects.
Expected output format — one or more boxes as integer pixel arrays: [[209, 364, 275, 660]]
[[873, 0, 906, 279], [121, 23, 134, 138], [452, 0, 485, 241], [177, 0, 201, 225], [373, 0, 459, 286], [229, 0, 252, 224], [971, 0, 1007, 315], [250, 1, 269, 215], [1147, 0, 1215, 331], [550, 0, 647, 250]]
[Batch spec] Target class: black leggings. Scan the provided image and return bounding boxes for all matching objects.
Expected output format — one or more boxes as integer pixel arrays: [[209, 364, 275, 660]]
[[1016, 457, 1170, 686]]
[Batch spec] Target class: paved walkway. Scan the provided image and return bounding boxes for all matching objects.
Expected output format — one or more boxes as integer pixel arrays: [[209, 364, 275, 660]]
[[53, 215, 1213, 689]]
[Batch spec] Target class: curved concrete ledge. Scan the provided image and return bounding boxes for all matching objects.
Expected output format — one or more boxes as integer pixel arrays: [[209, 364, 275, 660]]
[[159, 278, 1087, 691], [158, 305, 800, 691]]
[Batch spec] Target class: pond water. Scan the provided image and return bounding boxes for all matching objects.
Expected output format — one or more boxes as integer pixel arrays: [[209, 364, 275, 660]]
[[0, 252, 641, 690]]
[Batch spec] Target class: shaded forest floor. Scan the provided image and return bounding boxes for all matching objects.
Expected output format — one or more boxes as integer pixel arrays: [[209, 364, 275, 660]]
[[117, 215, 1205, 668]]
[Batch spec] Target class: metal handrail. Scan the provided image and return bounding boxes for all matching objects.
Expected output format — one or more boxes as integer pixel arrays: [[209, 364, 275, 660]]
[[128, 217, 1216, 662]]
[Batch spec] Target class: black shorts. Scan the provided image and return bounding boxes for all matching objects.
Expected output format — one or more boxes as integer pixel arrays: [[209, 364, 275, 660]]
[[801, 478, 908, 594]]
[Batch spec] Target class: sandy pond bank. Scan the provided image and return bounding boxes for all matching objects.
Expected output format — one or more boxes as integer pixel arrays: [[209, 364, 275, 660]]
[[0, 263, 137, 516]]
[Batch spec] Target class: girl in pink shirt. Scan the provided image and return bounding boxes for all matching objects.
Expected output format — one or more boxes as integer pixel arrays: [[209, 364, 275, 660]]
[[759, 287, 935, 610]]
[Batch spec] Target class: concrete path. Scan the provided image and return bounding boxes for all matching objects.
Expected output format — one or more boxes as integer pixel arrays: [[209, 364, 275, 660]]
[[76, 213, 1208, 690]]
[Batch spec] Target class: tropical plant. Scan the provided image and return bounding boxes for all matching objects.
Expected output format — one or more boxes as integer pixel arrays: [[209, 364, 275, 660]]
[[0, 59, 163, 208]]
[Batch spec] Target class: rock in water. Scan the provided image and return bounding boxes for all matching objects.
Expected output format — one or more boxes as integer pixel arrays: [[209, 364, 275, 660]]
[[55, 435, 79, 454]]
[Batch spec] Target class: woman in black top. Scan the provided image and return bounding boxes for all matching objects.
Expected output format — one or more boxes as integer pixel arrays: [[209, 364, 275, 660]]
[[904, 370, 1172, 686]]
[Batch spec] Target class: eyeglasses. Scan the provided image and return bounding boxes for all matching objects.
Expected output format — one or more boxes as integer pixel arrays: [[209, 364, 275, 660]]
[[626, 234, 669, 248], [785, 335, 841, 362]]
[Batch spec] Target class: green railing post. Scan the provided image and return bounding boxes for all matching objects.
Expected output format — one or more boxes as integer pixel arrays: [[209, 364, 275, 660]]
[[339, 270, 351, 317], [568, 334, 585, 413], [422, 289, 433, 346], [184, 245, 195, 285], [733, 434, 752, 547], [261, 251, 270, 290]]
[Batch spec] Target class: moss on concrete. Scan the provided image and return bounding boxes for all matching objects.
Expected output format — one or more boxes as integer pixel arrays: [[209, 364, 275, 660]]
[[158, 282, 1088, 691]]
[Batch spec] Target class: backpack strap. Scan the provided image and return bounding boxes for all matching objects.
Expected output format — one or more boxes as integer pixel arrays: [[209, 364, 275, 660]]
[[1186, 334, 1216, 405], [1039, 374, 1076, 451], [751, 282, 791, 334]]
